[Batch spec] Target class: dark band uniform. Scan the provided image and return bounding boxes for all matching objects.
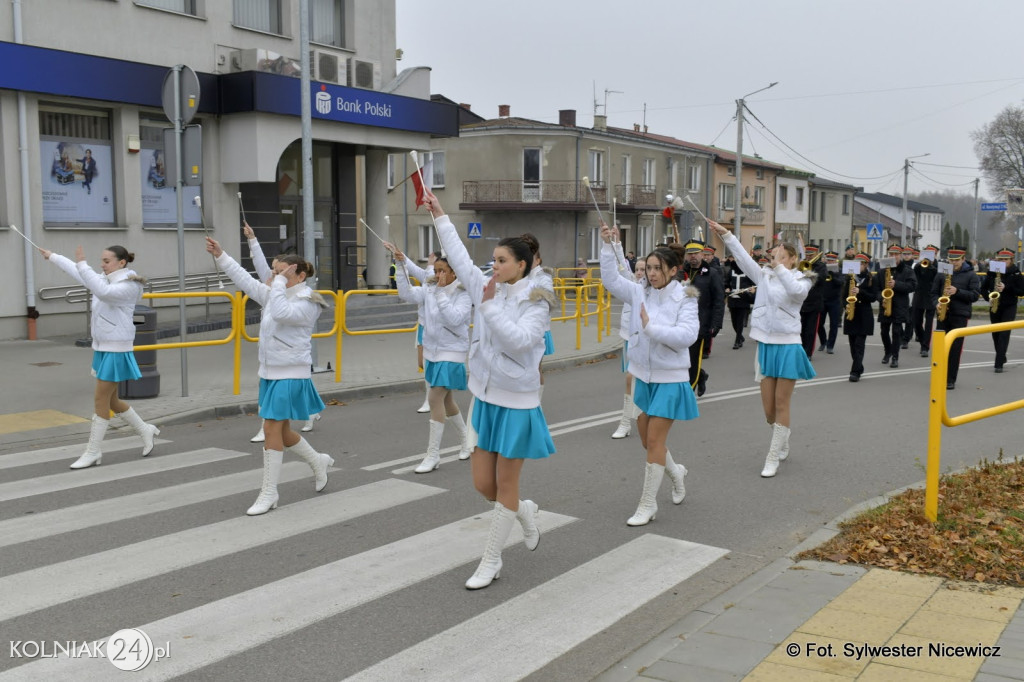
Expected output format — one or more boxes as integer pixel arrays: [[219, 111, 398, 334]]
[[799, 245, 828, 359], [930, 247, 980, 389], [910, 246, 938, 356], [843, 253, 877, 382], [874, 245, 916, 368], [980, 248, 1024, 372], [817, 252, 844, 353], [680, 240, 724, 396]]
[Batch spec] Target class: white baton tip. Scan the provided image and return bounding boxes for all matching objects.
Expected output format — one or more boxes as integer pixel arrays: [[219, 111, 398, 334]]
[[582, 176, 590, 186], [237, 191, 242, 199]]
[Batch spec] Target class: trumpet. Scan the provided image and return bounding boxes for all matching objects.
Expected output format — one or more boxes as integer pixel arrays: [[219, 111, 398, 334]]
[[936, 272, 953, 322], [989, 273, 1001, 313], [845, 273, 857, 320], [881, 266, 894, 317], [798, 250, 824, 272], [919, 259, 930, 268]]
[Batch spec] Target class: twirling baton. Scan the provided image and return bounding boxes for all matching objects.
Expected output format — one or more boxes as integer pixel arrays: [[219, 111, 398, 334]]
[[359, 218, 387, 244], [237, 191, 248, 226], [581, 176, 607, 225], [9, 224, 43, 251], [193, 196, 225, 288]]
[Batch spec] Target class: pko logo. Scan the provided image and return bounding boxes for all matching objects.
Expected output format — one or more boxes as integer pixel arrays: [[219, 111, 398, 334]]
[[315, 88, 331, 115]]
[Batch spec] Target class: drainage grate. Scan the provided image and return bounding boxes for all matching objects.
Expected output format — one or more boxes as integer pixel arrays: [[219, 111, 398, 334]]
[[30, 362, 62, 367]]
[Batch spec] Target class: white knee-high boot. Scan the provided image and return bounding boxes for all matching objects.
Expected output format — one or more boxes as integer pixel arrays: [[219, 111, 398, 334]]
[[301, 412, 321, 432], [447, 412, 472, 460], [250, 419, 266, 443], [415, 420, 444, 473], [627, 462, 664, 526], [466, 502, 516, 590], [417, 379, 430, 413], [664, 451, 687, 504], [761, 424, 789, 478], [70, 415, 109, 469], [464, 399, 479, 453], [117, 407, 160, 456], [611, 393, 634, 439], [775, 423, 791, 461], [516, 499, 540, 551], [247, 448, 283, 515], [285, 437, 334, 492]]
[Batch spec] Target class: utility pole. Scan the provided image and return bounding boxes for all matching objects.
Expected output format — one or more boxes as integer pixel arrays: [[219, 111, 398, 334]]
[[901, 153, 929, 247], [735, 83, 777, 245], [972, 177, 979, 258]]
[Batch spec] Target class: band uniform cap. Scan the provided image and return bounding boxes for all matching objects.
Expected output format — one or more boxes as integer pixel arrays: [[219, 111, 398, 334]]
[[887, 244, 903, 255], [845, 244, 856, 250], [947, 246, 967, 259], [909, 247, 921, 255], [996, 248, 1015, 259], [925, 244, 940, 251], [803, 245, 820, 254], [855, 253, 871, 263], [824, 250, 839, 260], [703, 245, 716, 253], [684, 240, 706, 253], [757, 256, 770, 265]]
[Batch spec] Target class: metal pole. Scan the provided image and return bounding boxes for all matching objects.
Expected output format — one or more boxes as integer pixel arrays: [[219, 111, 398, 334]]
[[173, 65, 189, 396], [901, 158, 909, 248], [734, 98, 744, 243], [299, 0, 324, 370], [972, 178, 979, 259]]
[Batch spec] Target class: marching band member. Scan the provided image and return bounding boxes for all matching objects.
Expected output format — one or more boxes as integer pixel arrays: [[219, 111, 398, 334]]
[[205, 237, 334, 515], [600, 224, 699, 524], [723, 253, 755, 350], [425, 194, 554, 590], [844, 253, 878, 383], [875, 244, 917, 369], [409, 251, 441, 413], [709, 220, 816, 478], [930, 246, 980, 390], [40, 245, 160, 468], [816, 250, 843, 354], [911, 244, 939, 357], [386, 240, 473, 472], [680, 240, 723, 397], [798, 244, 828, 359], [611, 239, 646, 439], [981, 248, 1024, 373]]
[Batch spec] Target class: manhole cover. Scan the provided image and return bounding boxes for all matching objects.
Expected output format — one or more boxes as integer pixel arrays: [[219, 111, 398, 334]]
[[30, 362, 62, 367]]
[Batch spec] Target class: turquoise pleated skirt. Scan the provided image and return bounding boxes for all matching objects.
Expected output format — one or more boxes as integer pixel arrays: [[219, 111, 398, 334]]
[[258, 378, 326, 421], [633, 378, 699, 421], [756, 342, 817, 381], [415, 324, 424, 346], [471, 397, 555, 459], [423, 359, 467, 391], [91, 351, 142, 382], [543, 330, 555, 356], [620, 340, 629, 372]]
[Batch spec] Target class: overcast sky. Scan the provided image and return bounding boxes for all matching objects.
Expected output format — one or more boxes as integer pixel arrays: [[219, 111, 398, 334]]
[[395, 0, 1024, 202]]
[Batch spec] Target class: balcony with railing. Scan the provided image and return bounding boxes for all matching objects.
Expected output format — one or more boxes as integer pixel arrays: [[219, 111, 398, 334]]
[[460, 180, 658, 211], [716, 204, 766, 225]]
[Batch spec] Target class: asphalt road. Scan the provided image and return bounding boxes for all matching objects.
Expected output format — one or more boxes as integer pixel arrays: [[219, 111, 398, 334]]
[[1, 328, 1021, 680]]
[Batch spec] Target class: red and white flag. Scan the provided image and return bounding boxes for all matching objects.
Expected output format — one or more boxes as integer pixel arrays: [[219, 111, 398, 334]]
[[409, 159, 433, 208]]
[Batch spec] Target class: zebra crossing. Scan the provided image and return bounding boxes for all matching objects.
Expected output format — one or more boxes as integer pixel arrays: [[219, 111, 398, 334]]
[[0, 433, 728, 680]]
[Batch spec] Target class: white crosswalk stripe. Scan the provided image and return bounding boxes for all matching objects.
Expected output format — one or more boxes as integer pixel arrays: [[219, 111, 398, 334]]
[[0, 435, 729, 680], [0, 436, 172, 470]]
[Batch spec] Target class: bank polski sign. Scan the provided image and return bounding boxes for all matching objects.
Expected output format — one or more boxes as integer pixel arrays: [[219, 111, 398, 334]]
[[312, 84, 394, 124]]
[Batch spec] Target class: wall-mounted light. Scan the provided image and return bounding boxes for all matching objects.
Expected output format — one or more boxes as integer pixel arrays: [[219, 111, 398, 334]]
[[127, 134, 141, 153]]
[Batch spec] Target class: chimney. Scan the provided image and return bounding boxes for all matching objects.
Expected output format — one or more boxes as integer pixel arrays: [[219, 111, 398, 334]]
[[559, 109, 577, 127], [459, 103, 472, 111], [633, 123, 640, 132], [498, 104, 510, 118], [593, 114, 607, 131]]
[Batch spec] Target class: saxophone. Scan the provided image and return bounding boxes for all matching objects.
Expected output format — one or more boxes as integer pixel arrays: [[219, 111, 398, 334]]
[[936, 272, 953, 322], [881, 266, 893, 317], [989, 273, 1001, 313], [845, 273, 857, 320]]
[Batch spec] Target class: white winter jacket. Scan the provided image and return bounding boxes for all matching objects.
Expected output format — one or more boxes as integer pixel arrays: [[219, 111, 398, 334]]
[[217, 251, 326, 380], [403, 260, 433, 327], [529, 265, 555, 333], [611, 242, 635, 341], [435, 214, 551, 409], [49, 254, 143, 352], [600, 243, 700, 384], [721, 232, 812, 345], [395, 261, 471, 363]]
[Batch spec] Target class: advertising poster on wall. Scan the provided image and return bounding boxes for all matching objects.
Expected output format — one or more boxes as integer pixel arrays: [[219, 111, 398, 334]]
[[40, 140, 114, 224], [140, 147, 201, 225]]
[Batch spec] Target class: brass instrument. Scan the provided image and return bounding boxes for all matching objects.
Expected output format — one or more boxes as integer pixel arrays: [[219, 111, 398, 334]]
[[936, 272, 953, 322], [919, 259, 930, 268], [845, 273, 857, 320], [989, 273, 1001, 313], [798, 250, 824, 272], [881, 266, 894, 317]]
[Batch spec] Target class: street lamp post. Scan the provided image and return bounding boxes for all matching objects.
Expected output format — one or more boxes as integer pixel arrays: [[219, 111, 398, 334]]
[[735, 82, 777, 245], [901, 153, 929, 247]]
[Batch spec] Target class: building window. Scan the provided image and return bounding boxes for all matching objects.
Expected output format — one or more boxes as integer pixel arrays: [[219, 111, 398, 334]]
[[387, 154, 397, 189], [753, 186, 765, 209], [310, 0, 345, 47], [778, 184, 788, 209], [621, 154, 631, 185], [718, 183, 735, 210], [523, 147, 541, 201], [588, 149, 605, 186], [726, 164, 736, 177], [669, 159, 678, 193], [136, 0, 198, 15], [234, 0, 281, 34], [687, 164, 701, 192], [842, 194, 850, 215], [819, 193, 827, 221], [418, 224, 436, 260], [39, 105, 115, 226], [421, 151, 445, 188], [641, 158, 656, 188], [810, 191, 817, 221], [589, 226, 602, 262], [139, 119, 201, 227], [795, 187, 804, 209], [638, 220, 652, 255], [755, 168, 764, 180]]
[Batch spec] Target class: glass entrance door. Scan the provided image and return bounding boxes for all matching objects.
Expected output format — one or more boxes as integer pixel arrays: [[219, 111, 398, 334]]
[[278, 200, 337, 291]]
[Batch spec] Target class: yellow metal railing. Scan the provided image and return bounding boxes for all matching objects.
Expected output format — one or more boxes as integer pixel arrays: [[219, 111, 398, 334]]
[[925, 319, 1024, 521]]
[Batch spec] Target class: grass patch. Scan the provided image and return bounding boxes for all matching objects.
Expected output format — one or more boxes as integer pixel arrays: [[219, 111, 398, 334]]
[[799, 453, 1024, 586]]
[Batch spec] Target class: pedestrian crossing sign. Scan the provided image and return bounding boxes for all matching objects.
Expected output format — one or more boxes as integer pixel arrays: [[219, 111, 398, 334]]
[[866, 223, 884, 241], [468, 222, 482, 239]]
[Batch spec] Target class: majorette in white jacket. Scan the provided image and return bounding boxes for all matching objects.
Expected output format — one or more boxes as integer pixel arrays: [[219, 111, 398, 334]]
[[403, 260, 433, 327], [216, 251, 327, 380], [49, 253, 144, 352], [394, 260, 471, 363], [528, 264, 555, 333], [600, 243, 700, 384], [721, 232, 814, 345], [611, 241, 637, 342], [435, 214, 554, 409]]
